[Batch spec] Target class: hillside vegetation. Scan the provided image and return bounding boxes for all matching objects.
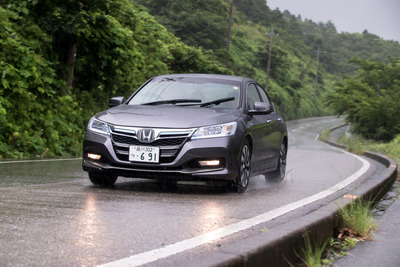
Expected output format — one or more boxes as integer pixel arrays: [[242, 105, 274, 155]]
[[1, 0, 399, 158]]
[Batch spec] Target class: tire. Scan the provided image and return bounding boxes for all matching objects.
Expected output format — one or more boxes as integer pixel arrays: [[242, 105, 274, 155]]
[[266, 142, 287, 183], [89, 172, 117, 187], [231, 139, 252, 193]]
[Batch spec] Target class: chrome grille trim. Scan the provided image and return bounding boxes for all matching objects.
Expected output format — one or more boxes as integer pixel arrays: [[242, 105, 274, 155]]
[[110, 126, 197, 163], [110, 126, 197, 140]]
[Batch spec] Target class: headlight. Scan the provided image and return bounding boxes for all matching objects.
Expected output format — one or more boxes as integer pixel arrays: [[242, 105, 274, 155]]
[[88, 117, 110, 135], [191, 122, 237, 139]]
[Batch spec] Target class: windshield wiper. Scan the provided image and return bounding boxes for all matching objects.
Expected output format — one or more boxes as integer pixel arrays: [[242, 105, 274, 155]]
[[199, 97, 235, 107], [142, 99, 202, 106]]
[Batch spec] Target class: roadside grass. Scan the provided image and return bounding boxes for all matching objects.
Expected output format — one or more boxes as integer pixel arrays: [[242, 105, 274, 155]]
[[319, 129, 330, 141], [325, 237, 359, 263], [365, 135, 400, 165], [339, 132, 400, 164], [337, 199, 377, 240], [319, 125, 400, 165], [295, 200, 377, 267], [297, 233, 329, 267], [338, 135, 364, 155]]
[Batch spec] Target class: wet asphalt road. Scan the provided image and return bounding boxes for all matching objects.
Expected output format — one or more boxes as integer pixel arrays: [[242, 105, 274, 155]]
[[0, 117, 379, 266]]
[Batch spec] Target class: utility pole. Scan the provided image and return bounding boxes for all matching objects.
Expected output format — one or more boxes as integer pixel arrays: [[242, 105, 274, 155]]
[[224, 0, 234, 67], [265, 26, 278, 92], [314, 44, 321, 99]]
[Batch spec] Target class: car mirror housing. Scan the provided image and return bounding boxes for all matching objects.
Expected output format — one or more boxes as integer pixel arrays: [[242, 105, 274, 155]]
[[109, 96, 125, 108], [249, 102, 273, 115]]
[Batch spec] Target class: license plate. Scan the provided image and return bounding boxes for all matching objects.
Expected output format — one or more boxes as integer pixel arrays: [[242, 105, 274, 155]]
[[129, 146, 160, 163]]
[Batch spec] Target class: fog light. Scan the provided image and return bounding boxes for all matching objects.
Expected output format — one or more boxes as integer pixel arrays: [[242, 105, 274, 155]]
[[88, 153, 101, 160], [198, 160, 220, 167]]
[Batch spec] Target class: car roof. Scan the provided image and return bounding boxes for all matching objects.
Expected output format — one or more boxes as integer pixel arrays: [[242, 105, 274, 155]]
[[151, 73, 251, 83]]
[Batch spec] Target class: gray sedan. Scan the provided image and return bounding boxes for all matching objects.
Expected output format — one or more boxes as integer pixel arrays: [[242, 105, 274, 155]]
[[82, 74, 287, 193]]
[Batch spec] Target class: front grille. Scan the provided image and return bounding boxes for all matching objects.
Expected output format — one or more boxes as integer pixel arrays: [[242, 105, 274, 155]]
[[110, 126, 196, 164], [112, 135, 185, 147], [112, 135, 141, 145]]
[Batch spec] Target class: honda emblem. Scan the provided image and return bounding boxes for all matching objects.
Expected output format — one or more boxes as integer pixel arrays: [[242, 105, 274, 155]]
[[137, 129, 155, 143]]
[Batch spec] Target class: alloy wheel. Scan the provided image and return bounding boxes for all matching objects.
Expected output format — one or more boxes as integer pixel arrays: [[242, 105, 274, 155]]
[[234, 140, 251, 193]]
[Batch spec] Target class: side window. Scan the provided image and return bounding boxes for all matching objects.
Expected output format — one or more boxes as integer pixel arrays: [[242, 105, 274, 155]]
[[256, 85, 271, 105], [247, 83, 262, 110]]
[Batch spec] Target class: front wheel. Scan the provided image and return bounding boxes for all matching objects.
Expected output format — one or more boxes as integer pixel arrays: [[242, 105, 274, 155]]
[[231, 139, 251, 193], [89, 172, 117, 187], [266, 142, 287, 183]]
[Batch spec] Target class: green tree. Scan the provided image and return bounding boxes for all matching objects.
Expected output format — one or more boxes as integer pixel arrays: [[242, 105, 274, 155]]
[[327, 58, 400, 141], [234, 0, 272, 26], [137, 0, 229, 51], [0, 5, 85, 158]]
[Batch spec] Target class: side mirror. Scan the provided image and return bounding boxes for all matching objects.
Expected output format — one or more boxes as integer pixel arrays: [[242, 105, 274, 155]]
[[249, 102, 273, 115], [108, 96, 125, 108]]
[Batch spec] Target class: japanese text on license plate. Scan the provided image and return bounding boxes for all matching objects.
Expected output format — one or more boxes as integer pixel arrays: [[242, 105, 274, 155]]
[[129, 146, 159, 163]]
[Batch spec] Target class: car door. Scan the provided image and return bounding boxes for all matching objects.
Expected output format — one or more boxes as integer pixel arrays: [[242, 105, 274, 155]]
[[256, 84, 284, 167], [246, 83, 280, 172]]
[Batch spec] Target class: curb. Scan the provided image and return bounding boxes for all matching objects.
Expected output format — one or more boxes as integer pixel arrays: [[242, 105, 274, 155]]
[[184, 125, 398, 267]]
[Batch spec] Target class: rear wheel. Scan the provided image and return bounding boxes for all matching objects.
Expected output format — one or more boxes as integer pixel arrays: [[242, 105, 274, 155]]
[[89, 172, 117, 187], [231, 139, 251, 193], [266, 142, 287, 183]]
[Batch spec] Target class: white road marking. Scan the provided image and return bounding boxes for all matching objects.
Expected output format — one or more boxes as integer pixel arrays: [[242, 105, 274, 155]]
[[100, 142, 370, 267]]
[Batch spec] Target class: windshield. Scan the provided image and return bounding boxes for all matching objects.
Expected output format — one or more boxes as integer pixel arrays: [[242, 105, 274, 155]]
[[128, 77, 241, 109]]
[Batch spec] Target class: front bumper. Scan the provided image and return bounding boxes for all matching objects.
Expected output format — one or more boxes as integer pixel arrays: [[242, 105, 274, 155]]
[[82, 130, 242, 181]]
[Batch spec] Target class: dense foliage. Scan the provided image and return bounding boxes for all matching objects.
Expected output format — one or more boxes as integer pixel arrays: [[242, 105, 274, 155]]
[[0, 5, 84, 158], [327, 58, 400, 141], [0, 0, 229, 158], [1, 0, 399, 158]]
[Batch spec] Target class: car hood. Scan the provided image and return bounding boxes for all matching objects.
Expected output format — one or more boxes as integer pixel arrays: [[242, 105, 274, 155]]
[[96, 105, 242, 128]]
